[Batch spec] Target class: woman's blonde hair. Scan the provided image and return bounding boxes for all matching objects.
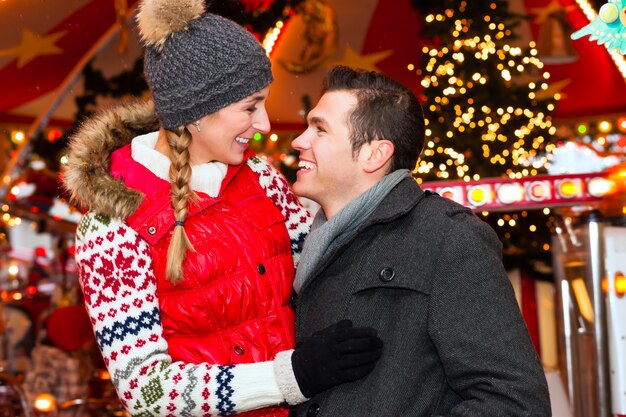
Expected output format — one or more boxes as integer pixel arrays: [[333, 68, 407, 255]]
[[164, 127, 197, 284]]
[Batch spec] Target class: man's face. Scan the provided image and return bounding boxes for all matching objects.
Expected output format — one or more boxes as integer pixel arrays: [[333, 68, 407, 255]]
[[292, 91, 364, 213]]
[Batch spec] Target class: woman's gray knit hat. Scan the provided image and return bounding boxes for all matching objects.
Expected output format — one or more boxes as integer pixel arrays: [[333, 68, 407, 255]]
[[136, 0, 273, 129]]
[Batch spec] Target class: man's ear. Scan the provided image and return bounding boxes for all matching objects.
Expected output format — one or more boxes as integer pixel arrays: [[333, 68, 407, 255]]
[[362, 139, 394, 173]]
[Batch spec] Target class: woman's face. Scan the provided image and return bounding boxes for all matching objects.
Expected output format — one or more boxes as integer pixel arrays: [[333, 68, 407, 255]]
[[187, 86, 271, 165]]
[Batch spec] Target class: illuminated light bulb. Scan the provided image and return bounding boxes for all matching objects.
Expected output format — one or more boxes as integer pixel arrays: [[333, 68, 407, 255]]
[[9, 185, 21, 197], [11, 130, 25, 143], [47, 129, 63, 142], [466, 185, 491, 206], [588, 177, 615, 197], [571, 277, 595, 322], [262, 21, 284, 55], [615, 272, 626, 298], [34, 393, 57, 413], [438, 186, 463, 204], [598, 120, 612, 133], [496, 182, 524, 204], [99, 370, 112, 380], [557, 179, 583, 199], [527, 180, 551, 202]]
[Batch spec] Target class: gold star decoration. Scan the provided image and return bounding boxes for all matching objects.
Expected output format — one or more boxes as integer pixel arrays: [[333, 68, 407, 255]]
[[529, 0, 577, 24], [0, 28, 66, 68], [327, 45, 393, 72]]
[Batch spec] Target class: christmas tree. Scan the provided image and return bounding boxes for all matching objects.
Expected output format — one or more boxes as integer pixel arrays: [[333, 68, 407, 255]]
[[412, 0, 558, 183], [411, 0, 560, 273]]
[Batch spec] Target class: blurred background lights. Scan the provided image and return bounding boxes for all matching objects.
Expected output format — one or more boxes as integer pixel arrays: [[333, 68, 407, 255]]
[[34, 393, 57, 413], [497, 182, 524, 204], [587, 177, 615, 197], [8, 264, 19, 276], [557, 179, 582, 198], [47, 128, 63, 142], [468, 185, 488, 205], [598, 120, 612, 133], [11, 130, 25, 143]]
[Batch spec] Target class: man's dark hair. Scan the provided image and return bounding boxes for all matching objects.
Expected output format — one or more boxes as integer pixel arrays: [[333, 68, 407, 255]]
[[322, 65, 425, 172]]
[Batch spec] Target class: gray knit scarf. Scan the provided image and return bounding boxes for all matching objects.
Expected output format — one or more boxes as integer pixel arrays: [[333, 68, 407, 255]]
[[294, 169, 410, 293]]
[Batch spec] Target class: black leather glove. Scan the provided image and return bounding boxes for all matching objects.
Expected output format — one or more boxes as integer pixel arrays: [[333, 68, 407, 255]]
[[291, 319, 383, 398]]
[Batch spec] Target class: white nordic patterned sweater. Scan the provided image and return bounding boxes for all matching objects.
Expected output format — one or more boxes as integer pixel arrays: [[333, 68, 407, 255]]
[[74, 133, 311, 416]]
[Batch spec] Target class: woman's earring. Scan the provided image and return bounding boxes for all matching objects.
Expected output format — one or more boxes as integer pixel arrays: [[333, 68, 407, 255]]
[[194, 120, 201, 132]]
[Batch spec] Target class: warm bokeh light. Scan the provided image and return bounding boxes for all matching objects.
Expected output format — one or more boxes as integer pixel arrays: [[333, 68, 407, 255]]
[[615, 272, 626, 298], [34, 393, 57, 413]]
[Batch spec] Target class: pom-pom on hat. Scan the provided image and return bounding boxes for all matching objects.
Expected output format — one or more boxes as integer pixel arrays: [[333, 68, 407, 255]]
[[136, 0, 273, 129]]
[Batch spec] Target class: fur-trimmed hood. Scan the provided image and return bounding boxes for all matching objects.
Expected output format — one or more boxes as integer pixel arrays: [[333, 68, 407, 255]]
[[63, 99, 160, 219]]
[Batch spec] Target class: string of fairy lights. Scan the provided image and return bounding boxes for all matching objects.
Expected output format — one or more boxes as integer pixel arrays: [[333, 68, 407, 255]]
[[412, 1, 561, 254], [414, 2, 558, 183], [262, 19, 284, 54]]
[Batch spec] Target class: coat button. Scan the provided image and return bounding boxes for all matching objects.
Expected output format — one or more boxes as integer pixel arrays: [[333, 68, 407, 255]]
[[258, 264, 266, 274], [234, 346, 245, 355], [306, 403, 320, 417], [379, 267, 395, 282], [147, 226, 157, 235]]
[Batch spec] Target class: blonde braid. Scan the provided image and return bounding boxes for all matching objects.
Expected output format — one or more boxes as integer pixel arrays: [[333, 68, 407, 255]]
[[164, 127, 196, 284]]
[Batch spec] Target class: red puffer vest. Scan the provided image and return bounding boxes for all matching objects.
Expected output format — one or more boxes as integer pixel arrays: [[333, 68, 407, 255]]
[[110, 145, 294, 417]]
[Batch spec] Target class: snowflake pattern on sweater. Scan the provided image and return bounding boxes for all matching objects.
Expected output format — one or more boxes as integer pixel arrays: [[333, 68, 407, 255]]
[[247, 157, 311, 266], [74, 160, 312, 417]]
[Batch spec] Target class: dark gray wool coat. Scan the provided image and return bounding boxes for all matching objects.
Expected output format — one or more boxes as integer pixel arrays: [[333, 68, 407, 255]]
[[290, 177, 551, 417]]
